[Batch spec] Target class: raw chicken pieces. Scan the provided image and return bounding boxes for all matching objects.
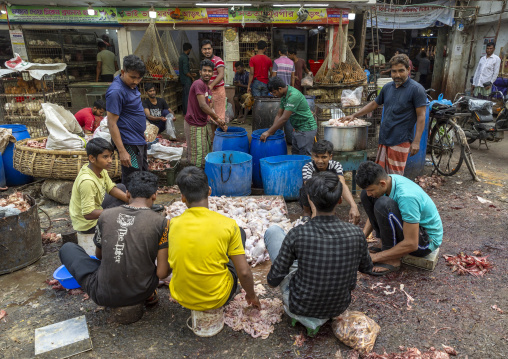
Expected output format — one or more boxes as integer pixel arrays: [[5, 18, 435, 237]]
[[327, 118, 370, 127]]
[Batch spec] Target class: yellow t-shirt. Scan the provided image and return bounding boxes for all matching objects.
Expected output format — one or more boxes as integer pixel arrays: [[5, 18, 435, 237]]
[[168, 207, 245, 311], [69, 165, 116, 232]]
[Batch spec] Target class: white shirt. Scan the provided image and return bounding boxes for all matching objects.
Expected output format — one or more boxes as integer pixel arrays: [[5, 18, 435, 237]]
[[473, 54, 501, 87]]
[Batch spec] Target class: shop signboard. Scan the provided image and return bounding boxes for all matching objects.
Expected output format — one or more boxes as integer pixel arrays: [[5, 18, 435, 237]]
[[0, 12, 7, 22], [116, 7, 225, 24], [366, 0, 454, 29], [326, 9, 350, 24], [7, 6, 119, 24], [228, 8, 334, 24]]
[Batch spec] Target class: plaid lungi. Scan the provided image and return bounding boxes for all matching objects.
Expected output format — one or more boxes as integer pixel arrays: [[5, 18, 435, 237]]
[[184, 121, 211, 168], [375, 142, 411, 175]]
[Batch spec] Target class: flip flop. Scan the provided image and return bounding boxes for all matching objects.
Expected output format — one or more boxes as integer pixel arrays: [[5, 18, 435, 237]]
[[368, 263, 400, 277], [230, 119, 240, 124], [368, 246, 383, 253]]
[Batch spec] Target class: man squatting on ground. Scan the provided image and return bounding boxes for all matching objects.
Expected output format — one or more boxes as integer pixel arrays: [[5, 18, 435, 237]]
[[356, 161, 443, 276]]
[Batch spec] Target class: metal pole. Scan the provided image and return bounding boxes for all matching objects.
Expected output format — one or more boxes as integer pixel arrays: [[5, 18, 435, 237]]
[[463, 6, 479, 92], [374, 6, 380, 88], [494, 0, 507, 43], [369, 8, 375, 82]]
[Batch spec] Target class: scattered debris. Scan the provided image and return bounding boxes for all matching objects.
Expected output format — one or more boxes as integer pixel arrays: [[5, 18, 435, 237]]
[[0, 310, 7, 322], [415, 175, 445, 190], [41, 232, 61, 244], [441, 344, 457, 356], [157, 139, 187, 148], [443, 253, 493, 277], [26, 138, 47, 148], [292, 333, 306, 347], [148, 158, 172, 171], [157, 185, 180, 195], [332, 310, 380, 354], [399, 284, 415, 310], [68, 289, 84, 296], [491, 305, 504, 314], [0, 192, 31, 212], [82, 294, 90, 301], [45, 279, 65, 291], [357, 345, 455, 359], [477, 196, 492, 204]]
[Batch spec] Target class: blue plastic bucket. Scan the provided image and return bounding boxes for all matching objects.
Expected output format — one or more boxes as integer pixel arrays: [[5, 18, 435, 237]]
[[404, 103, 430, 179], [250, 129, 288, 188], [260, 155, 311, 200], [0, 124, 33, 186], [205, 151, 252, 196], [53, 255, 99, 289], [0, 155, 5, 188], [212, 126, 249, 153]]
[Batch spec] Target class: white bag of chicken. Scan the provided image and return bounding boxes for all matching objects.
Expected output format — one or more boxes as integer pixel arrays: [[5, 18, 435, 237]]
[[43, 103, 85, 150]]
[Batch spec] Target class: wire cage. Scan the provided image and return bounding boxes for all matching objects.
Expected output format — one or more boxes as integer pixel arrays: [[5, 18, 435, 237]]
[[238, 27, 272, 67], [0, 73, 67, 137]]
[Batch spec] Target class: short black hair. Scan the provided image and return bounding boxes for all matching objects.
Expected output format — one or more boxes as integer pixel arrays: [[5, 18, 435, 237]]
[[288, 47, 297, 55], [420, 51, 427, 58], [306, 172, 343, 212], [126, 171, 158, 199], [144, 83, 155, 92], [257, 40, 267, 50], [93, 99, 106, 110], [86, 137, 113, 158], [267, 76, 287, 92], [279, 45, 288, 55], [355, 161, 388, 189], [200, 59, 215, 71], [396, 48, 405, 54], [176, 166, 209, 204], [123, 55, 146, 77], [98, 42, 107, 49], [312, 140, 333, 155], [183, 42, 192, 51], [486, 41, 496, 48], [235, 61, 244, 68], [201, 39, 213, 49]]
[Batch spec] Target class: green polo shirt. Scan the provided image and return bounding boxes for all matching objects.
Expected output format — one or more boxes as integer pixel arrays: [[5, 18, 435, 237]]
[[279, 86, 317, 132]]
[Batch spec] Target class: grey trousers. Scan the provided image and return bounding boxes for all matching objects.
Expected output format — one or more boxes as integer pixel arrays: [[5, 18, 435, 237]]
[[292, 129, 317, 156]]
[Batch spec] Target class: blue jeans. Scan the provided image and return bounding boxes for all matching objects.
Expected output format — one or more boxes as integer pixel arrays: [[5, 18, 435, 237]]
[[251, 79, 269, 97], [264, 225, 328, 329]]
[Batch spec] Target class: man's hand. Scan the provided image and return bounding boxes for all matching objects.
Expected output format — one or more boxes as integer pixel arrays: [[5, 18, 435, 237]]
[[245, 292, 261, 310], [159, 116, 167, 122], [409, 141, 420, 156], [247, 86, 251, 93], [119, 149, 132, 167], [208, 84, 214, 91], [260, 130, 272, 142], [349, 206, 361, 225], [339, 114, 356, 122]]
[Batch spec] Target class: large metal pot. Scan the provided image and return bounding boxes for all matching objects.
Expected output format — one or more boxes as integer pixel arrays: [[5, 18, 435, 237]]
[[323, 123, 371, 152]]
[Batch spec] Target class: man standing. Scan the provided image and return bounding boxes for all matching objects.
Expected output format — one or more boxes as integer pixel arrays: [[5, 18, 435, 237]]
[[96, 42, 118, 82], [185, 60, 226, 168], [142, 83, 174, 134], [356, 161, 442, 276], [106, 55, 147, 184], [341, 54, 427, 175], [201, 40, 226, 136], [472, 41, 501, 98], [75, 100, 106, 134], [247, 40, 272, 97], [288, 47, 311, 92], [265, 172, 372, 333], [417, 52, 431, 88], [365, 48, 386, 83], [272, 45, 295, 87], [233, 61, 249, 124], [260, 77, 317, 156], [179, 43, 194, 116]]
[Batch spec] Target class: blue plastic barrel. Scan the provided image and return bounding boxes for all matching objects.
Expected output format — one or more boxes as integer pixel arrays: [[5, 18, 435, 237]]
[[0, 124, 33, 186], [250, 129, 288, 188], [404, 103, 431, 179], [260, 155, 311, 200], [205, 151, 252, 196], [0, 155, 5, 188], [212, 126, 249, 153], [284, 96, 315, 145]]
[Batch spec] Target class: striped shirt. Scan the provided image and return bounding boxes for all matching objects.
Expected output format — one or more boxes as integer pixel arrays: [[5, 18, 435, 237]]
[[273, 56, 295, 86], [302, 160, 344, 181], [210, 55, 225, 89]]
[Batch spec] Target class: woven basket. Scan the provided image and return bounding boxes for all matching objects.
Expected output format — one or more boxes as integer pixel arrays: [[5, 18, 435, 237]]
[[13, 137, 121, 180]]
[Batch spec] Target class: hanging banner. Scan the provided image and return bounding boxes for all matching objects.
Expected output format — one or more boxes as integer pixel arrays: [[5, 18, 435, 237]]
[[116, 8, 210, 24], [326, 9, 350, 24], [367, 0, 454, 29], [228, 8, 331, 24], [207, 8, 229, 24], [7, 6, 119, 24]]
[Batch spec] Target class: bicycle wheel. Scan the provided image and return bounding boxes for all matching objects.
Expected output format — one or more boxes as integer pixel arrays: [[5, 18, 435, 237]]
[[459, 115, 477, 144], [429, 120, 464, 176]]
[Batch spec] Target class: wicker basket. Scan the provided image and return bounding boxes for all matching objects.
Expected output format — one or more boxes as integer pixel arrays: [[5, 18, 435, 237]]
[[13, 137, 121, 180]]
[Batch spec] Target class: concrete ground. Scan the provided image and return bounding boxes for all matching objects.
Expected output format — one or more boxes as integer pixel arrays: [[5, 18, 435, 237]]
[[0, 117, 507, 358]]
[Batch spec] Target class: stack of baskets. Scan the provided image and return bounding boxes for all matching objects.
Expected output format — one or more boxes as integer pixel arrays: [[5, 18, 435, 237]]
[[13, 137, 121, 180]]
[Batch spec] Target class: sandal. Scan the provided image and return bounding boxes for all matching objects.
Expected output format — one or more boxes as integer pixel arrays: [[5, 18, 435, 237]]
[[368, 246, 383, 253], [145, 290, 159, 306], [367, 263, 400, 277]]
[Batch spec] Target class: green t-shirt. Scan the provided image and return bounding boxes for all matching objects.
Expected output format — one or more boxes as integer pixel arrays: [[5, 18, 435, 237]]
[[279, 86, 317, 132], [97, 49, 116, 75], [69, 164, 116, 232]]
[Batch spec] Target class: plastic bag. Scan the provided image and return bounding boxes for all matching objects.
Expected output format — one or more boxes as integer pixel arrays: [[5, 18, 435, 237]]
[[147, 143, 183, 161], [43, 103, 86, 151], [332, 310, 380, 354], [163, 113, 177, 140], [225, 102, 234, 124], [301, 72, 314, 87], [145, 123, 159, 143], [93, 118, 112, 143], [468, 99, 493, 113], [341, 87, 363, 107]]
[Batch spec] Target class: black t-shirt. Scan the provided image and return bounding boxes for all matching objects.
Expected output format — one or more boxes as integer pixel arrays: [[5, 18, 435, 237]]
[[87, 205, 169, 307], [142, 98, 169, 118]]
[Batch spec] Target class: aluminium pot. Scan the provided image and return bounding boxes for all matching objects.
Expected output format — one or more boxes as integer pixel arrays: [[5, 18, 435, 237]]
[[323, 123, 371, 152]]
